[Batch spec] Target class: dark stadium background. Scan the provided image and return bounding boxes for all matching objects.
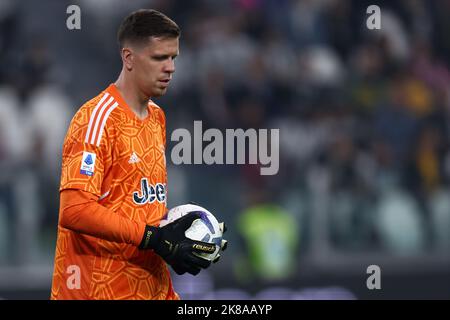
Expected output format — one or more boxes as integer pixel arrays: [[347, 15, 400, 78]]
[[0, 0, 449, 299]]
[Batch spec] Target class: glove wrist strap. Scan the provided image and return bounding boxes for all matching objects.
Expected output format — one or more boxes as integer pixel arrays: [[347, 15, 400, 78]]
[[139, 225, 159, 249]]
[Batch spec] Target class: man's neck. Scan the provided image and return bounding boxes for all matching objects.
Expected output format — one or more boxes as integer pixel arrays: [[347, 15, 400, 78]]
[[114, 73, 149, 120]]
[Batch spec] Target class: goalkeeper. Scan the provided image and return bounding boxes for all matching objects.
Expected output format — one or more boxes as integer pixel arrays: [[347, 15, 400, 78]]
[[50, 9, 226, 300]]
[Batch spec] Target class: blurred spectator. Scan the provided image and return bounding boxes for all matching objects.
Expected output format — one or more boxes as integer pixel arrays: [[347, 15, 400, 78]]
[[234, 188, 299, 284], [375, 187, 426, 254], [25, 84, 72, 240], [0, 85, 27, 263], [429, 189, 450, 250]]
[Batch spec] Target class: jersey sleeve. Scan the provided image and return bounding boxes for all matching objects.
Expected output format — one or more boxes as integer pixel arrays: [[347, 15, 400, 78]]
[[59, 189, 146, 246], [60, 106, 113, 198]]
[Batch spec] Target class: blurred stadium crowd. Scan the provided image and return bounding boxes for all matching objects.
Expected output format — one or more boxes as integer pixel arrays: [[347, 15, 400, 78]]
[[0, 0, 449, 299]]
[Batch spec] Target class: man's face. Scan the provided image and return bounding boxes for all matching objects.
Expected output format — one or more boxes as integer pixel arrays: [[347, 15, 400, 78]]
[[129, 36, 179, 98]]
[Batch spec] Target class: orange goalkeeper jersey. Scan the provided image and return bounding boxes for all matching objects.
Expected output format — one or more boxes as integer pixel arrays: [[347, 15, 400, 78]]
[[51, 84, 178, 300]]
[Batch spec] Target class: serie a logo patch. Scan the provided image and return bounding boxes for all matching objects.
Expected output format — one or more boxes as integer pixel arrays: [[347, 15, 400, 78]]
[[80, 151, 96, 176]]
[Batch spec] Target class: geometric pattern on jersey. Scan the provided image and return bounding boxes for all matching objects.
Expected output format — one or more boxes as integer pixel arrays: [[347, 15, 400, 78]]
[[51, 84, 176, 300]]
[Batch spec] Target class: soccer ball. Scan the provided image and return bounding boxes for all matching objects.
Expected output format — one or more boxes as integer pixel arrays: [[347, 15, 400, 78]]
[[160, 203, 223, 261]]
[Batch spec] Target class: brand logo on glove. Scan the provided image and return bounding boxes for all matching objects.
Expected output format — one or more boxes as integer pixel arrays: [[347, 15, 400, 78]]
[[142, 230, 153, 248], [193, 243, 215, 252]]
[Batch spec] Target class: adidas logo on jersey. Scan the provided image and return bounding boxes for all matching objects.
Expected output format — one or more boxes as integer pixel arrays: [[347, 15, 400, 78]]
[[128, 152, 141, 164]]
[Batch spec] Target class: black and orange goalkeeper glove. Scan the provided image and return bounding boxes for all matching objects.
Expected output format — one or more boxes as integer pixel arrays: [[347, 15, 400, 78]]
[[139, 212, 216, 275]]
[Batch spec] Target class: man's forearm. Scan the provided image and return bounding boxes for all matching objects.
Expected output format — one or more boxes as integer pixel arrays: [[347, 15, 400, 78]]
[[59, 189, 146, 246]]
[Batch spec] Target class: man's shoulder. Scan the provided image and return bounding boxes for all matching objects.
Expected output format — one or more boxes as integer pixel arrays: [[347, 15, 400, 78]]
[[67, 87, 123, 145], [76, 89, 112, 117], [73, 88, 125, 126]]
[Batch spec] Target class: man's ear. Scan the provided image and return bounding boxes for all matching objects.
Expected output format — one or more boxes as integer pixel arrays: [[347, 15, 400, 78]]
[[121, 47, 134, 71]]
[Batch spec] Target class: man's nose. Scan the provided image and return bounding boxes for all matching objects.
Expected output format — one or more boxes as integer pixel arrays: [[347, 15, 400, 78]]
[[164, 59, 175, 73]]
